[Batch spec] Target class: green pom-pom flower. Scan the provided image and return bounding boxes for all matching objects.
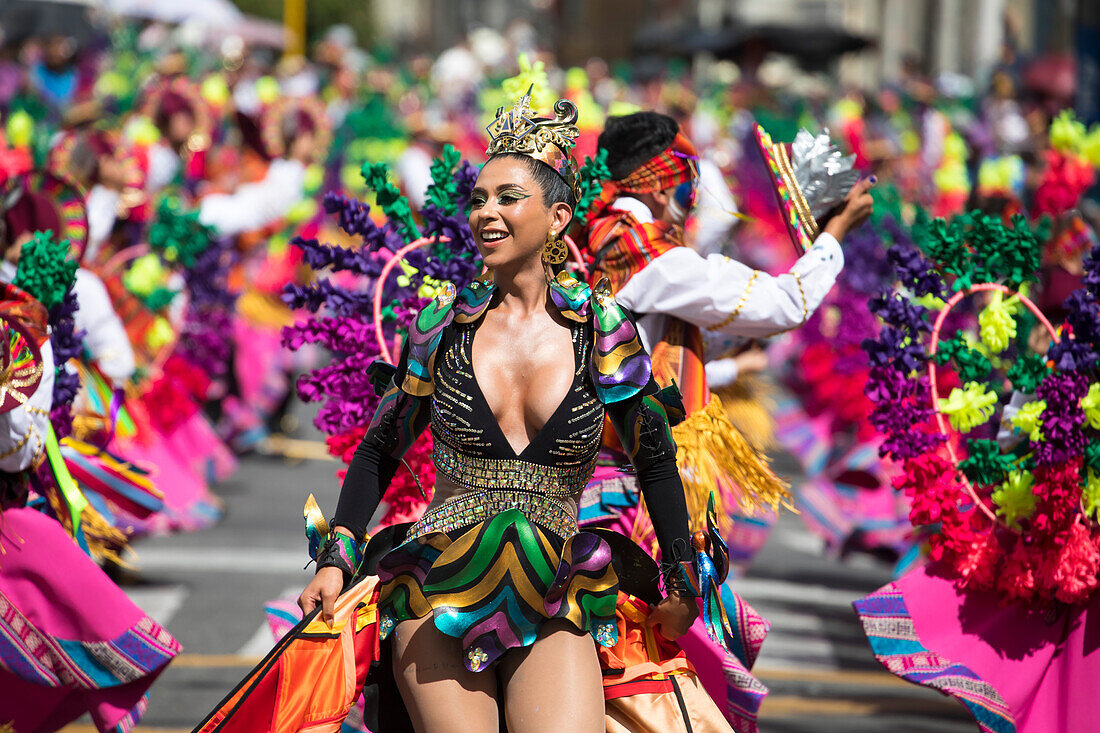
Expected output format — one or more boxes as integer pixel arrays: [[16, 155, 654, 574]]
[[361, 162, 420, 242], [147, 197, 214, 268], [574, 149, 611, 228], [13, 230, 78, 311], [934, 337, 992, 382], [424, 144, 463, 218], [959, 438, 1016, 486], [1007, 352, 1048, 394]]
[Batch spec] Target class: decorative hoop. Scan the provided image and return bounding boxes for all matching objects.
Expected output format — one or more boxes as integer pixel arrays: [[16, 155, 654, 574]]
[[140, 77, 213, 153], [372, 237, 443, 365], [97, 243, 185, 375], [101, 244, 150, 277], [927, 282, 1061, 526], [261, 96, 332, 161], [563, 234, 589, 279]]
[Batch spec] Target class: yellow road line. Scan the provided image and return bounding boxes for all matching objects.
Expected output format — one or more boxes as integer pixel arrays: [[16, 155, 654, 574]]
[[755, 666, 912, 688], [170, 653, 263, 668], [259, 436, 335, 462]]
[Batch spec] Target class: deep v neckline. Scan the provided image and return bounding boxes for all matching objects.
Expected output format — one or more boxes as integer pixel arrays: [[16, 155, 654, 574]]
[[465, 318, 582, 461]]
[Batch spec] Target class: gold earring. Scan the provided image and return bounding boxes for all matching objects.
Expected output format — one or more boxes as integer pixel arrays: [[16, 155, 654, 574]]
[[542, 230, 568, 266]]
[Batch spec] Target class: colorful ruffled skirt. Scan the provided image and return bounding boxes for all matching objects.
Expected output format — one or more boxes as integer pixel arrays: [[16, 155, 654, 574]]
[[0, 507, 181, 731], [855, 563, 1100, 733], [202, 508, 770, 732], [376, 508, 620, 671]]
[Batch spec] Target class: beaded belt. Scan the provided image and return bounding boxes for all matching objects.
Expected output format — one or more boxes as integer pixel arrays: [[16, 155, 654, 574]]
[[406, 489, 578, 541], [432, 442, 597, 499]]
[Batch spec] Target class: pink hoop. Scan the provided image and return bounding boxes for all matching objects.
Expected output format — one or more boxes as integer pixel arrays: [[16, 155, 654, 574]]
[[372, 237, 447, 364], [100, 244, 151, 277], [563, 234, 589, 279], [927, 282, 1061, 527], [96, 243, 184, 375]]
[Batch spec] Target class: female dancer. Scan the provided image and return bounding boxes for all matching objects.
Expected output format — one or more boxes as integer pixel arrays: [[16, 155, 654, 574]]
[[295, 94, 718, 732]]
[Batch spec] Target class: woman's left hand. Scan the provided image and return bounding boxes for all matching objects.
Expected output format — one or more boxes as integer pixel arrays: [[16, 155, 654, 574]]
[[646, 593, 698, 641]]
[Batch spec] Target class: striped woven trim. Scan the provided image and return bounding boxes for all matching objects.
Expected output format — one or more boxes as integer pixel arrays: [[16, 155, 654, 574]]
[[853, 582, 1015, 733], [0, 592, 180, 689]]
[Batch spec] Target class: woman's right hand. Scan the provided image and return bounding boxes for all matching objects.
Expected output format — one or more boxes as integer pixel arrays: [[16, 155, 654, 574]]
[[823, 176, 876, 242], [298, 566, 345, 628]]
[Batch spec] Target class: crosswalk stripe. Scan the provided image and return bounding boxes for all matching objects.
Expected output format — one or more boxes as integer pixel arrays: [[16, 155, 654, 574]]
[[732, 576, 865, 610], [235, 586, 301, 656], [123, 585, 187, 628], [133, 547, 312, 575]]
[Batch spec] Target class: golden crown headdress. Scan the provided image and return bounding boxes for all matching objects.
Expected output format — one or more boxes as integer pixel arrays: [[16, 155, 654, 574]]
[[485, 87, 581, 201]]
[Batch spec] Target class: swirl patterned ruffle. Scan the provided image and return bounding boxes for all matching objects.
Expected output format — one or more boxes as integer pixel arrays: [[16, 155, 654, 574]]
[[376, 508, 619, 672]]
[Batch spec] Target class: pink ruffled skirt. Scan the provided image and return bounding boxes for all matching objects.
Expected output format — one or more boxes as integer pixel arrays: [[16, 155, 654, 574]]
[[0, 507, 181, 731], [855, 563, 1100, 732]]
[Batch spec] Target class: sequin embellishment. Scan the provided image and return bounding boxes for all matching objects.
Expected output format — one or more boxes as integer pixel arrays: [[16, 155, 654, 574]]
[[466, 647, 489, 672]]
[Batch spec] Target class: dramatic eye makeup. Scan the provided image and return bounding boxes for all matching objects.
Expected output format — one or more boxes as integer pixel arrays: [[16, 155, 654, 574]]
[[496, 185, 530, 204], [469, 186, 531, 209]]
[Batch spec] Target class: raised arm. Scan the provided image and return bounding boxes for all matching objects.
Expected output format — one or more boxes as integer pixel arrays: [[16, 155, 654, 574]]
[[615, 177, 875, 338], [615, 234, 843, 338]]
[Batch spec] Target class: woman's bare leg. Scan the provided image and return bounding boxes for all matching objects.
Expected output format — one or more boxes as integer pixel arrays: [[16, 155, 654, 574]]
[[391, 615, 500, 732], [499, 620, 605, 733]]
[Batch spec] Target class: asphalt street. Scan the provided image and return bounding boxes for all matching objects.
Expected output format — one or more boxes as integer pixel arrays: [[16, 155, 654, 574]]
[[62, 412, 974, 733]]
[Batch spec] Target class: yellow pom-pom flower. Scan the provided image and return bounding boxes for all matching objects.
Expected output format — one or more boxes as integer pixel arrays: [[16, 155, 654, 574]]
[[1084, 470, 1100, 521], [934, 159, 970, 194], [286, 198, 318, 224], [1081, 126, 1100, 169], [1081, 383, 1100, 430], [1009, 399, 1046, 442], [341, 164, 365, 193], [978, 156, 1023, 194], [501, 54, 555, 111], [608, 100, 641, 117], [1050, 109, 1086, 154], [5, 111, 33, 148], [940, 382, 998, 432], [303, 164, 325, 194], [201, 74, 231, 107], [832, 98, 863, 124], [418, 277, 447, 300], [913, 293, 947, 310], [123, 254, 168, 296], [978, 290, 1019, 353], [146, 317, 176, 352], [900, 129, 920, 155], [565, 67, 589, 92], [125, 116, 161, 146], [255, 76, 281, 106], [943, 132, 968, 162], [992, 470, 1036, 528]]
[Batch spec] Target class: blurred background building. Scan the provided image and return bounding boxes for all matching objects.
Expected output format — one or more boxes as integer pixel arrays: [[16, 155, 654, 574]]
[[365, 0, 1094, 119]]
